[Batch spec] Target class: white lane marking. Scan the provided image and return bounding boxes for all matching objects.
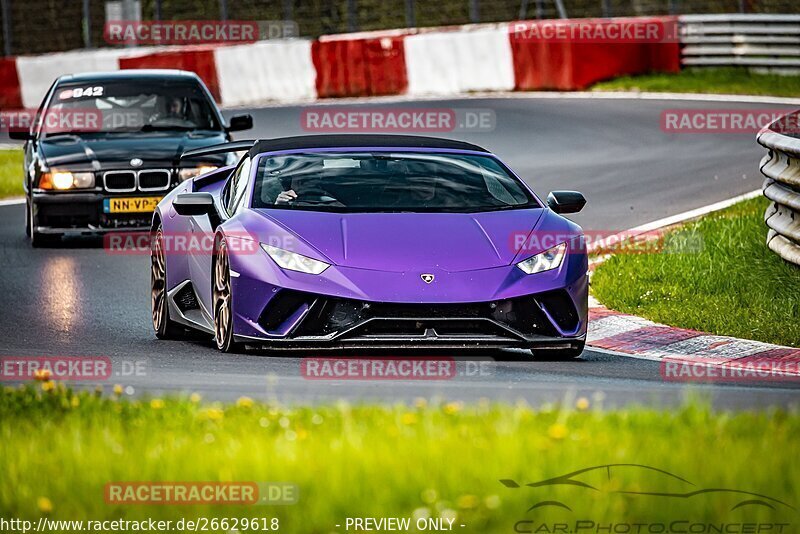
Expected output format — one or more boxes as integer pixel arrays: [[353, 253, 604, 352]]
[[588, 189, 762, 254], [0, 197, 24, 206]]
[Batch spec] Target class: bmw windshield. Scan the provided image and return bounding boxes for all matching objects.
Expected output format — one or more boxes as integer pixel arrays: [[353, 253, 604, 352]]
[[252, 152, 539, 213], [43, 80, 223, 136]]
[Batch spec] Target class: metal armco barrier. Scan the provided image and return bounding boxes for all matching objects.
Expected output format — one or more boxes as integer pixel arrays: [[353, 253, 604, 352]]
[[757, 115, 800, 266], [681, 14, 800, 73]]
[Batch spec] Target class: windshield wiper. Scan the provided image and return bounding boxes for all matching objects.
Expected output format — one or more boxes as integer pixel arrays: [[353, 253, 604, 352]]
[[292, 199, 342, 206], [43, 132, 83, 139], [139, 124, 195, 132]]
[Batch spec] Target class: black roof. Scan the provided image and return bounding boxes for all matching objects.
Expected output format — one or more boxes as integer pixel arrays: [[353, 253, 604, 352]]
[[58, 70, 200, 84], [248, 135, 490, 157]]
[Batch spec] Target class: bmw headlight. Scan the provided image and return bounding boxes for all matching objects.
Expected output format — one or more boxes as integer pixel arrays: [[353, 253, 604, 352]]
[[261, 244, 330, 275], [178, 165, 219, 181], [516, 242, 567, 275], [39, 170, 95, 190]]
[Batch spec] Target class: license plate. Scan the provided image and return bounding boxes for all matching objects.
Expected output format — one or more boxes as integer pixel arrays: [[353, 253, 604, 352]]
[[103, 197, 162, 214]]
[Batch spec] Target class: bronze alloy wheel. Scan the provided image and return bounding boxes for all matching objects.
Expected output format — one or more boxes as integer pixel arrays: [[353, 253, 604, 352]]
[[151, 226, 183, 339], [213, 239, 240, 352]]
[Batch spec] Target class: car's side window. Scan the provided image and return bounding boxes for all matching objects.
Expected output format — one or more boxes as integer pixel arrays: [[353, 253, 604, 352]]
[[225, 156, 252, 216], [33, 81, 57, 138]]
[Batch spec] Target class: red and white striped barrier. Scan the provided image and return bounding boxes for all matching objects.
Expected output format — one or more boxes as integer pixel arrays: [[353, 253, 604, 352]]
[[405, 25, 515, 96], [0, 16, 681, 111]]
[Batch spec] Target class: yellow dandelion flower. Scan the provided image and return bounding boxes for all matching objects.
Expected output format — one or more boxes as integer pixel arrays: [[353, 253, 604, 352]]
[[443, 402, 463, 415], [204, 407, 224, 421], [414, 397, 427, 409], [401, 413, 417, 425], [113, 384, 123, 395], [456, 494, 479, 509], [190, 393, 202, 403], [41, 380, 55, 393], [150, 399, 165, 410], [34, 369, 51, 382], [576, 397, 590, 411], [70, 396, 80, 408], [37, 497, 53, 514], [236, 396, 254, 409], [548, 423, 568, 440]]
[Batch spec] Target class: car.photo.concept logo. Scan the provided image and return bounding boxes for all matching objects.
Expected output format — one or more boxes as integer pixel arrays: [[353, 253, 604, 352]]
[[502, 464, 794, 533]]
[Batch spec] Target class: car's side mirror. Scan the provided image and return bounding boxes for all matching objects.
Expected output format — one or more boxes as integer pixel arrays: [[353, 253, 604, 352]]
[[173, 192, 218, 218], [8, 130, 32, 141], [227, 114, 253, 132], [547, 191, 586, 214]]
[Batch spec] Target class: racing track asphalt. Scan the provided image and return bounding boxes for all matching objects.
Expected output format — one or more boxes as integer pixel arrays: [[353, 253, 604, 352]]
[[1, 95, 798, 408]]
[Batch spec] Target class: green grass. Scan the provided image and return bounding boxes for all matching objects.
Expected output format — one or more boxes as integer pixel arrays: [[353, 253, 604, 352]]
[[1, 385, 798, 532], [0, 149, 23, 199], [592, 67, 800, 97], [592, 196, 800, 346]]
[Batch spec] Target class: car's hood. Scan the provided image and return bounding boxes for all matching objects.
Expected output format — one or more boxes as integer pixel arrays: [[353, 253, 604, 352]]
[[39, 131, 228, 171], [251, 209, 546, 272]]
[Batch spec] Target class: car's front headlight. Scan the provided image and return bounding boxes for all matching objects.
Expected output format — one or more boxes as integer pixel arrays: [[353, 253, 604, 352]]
[[178, 165, 219, 181], [39, 170, 95, 190], [261, 244, 330, 275], [516, 242, 567, 275]]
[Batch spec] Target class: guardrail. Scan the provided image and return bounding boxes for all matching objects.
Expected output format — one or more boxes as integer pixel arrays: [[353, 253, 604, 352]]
[[757, 114, 800, 266], [680, 14, 800, 73]]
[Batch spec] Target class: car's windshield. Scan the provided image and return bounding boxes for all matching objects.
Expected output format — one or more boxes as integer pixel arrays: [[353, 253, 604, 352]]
[[43, 80, 221, 135], [252, 151, 538, 213]]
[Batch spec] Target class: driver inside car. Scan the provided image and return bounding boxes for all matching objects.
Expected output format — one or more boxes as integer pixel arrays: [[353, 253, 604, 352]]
[[274, 175, 339, 205]]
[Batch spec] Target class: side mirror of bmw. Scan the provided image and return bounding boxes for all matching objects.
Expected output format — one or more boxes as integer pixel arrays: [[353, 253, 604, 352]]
[[547, 190, 587, 214], [227, 114, 253, 132], [8, 130, 32, 141], [173, 192, 218, 218]]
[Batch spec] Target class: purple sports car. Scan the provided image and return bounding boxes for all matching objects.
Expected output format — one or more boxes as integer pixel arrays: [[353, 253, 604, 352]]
[[150, 135, 588, 357]]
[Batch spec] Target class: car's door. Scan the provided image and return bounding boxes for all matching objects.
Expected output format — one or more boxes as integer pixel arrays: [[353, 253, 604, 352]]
[[188, 156, 251, 319]]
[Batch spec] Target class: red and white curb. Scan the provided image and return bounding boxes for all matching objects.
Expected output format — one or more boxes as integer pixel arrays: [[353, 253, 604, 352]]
[[585, 191, 800, 378], [588, 303, 799, 364]]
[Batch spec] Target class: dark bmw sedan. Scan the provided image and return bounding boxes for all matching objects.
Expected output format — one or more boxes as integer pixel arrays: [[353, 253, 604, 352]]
[[11, 69, 252, 246]]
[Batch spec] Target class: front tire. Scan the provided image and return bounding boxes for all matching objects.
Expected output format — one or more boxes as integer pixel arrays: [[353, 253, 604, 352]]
[[25, 198, 31, 237], [213, 238, 243, 353], [28, 200, 61, 247], [151, 226, 185, 339]]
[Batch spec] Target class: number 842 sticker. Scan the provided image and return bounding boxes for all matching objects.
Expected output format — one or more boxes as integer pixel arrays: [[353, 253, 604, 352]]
[[58, 86, 104, 100]]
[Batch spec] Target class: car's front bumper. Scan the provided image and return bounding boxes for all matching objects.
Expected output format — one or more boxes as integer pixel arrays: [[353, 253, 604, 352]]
[[226, 285, 587, 349], [31, 190, 166, 234]]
